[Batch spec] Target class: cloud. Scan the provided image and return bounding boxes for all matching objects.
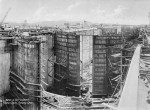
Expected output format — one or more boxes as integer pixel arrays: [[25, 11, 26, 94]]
[[113, 5, 127, 17], [88, 5, 127, 24], [28, 6, 73, 22], [67, 1, 85, 11], [33, 7, 49, 21], [0, 0, 149, 25], [28, 7, 50, 22], [0, 0, 2, 16], [29, 5, 127, 24], [27, 4, 141, 25]]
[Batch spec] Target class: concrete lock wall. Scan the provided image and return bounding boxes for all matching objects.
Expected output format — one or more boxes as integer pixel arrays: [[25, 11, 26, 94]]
[[40, 34, 54, 90], [0, 40, 10, 96], [92, 35, 122, 97], [53, 33, 80, 96], [47, 34, 54, 87], [40, 35, 49, 90], [80, 35, 92, 66], [12, 40, 39, 99], [9, 35, 55, 110]]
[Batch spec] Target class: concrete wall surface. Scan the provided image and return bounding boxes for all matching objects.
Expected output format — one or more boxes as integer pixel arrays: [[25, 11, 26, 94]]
[[0, 40, 10, 96]]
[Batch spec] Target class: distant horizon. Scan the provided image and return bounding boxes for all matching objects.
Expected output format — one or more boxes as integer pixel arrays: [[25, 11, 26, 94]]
[[3, 20, 148, 26]]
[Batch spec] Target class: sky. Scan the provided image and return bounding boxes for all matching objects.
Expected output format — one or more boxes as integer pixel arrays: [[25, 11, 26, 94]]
[[0, 0, 150, 25]]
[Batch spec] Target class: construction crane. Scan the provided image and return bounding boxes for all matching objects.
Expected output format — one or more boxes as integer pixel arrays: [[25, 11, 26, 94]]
[[0, 8, 11, 27]]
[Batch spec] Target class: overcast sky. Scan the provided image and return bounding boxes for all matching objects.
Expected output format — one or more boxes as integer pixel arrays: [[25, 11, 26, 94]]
[[0, 0, 150, 25]]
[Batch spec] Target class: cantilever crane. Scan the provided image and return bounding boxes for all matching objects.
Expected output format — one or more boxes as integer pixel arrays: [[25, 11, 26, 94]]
[[0, 8, 11, 27]]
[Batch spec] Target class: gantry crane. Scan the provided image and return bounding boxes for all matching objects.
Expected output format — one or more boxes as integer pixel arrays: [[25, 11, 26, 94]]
[[0, 8, 11, 29]]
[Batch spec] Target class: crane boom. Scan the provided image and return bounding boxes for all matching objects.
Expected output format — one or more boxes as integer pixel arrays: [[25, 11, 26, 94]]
[[0, 8, 11, 26]]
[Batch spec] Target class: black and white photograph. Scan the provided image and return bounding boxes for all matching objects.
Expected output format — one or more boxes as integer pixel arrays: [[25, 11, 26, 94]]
[[0, 0, 150, 110]]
